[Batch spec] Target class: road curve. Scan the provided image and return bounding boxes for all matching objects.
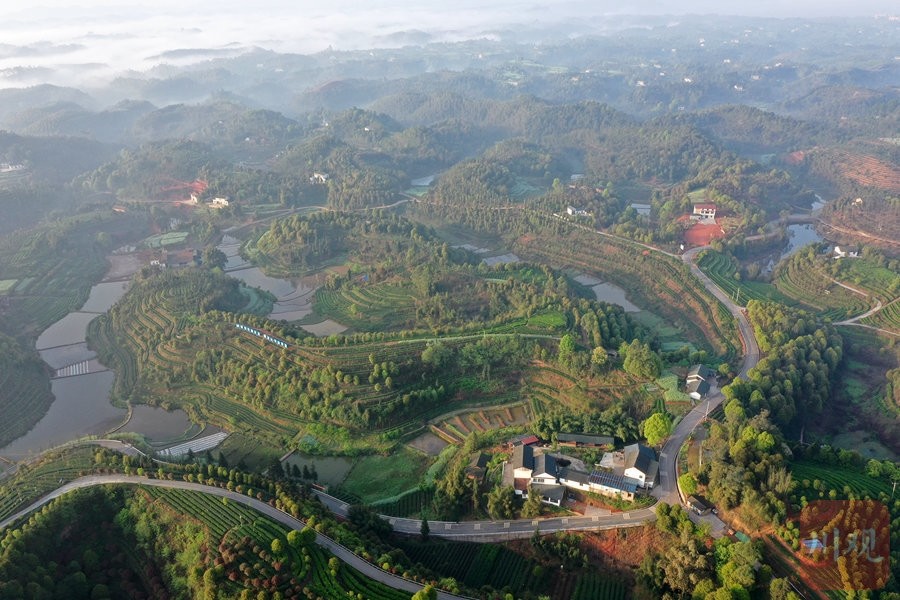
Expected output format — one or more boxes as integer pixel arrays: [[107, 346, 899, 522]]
[[649, 246, 761, 520], [0, 475, 471, 600]]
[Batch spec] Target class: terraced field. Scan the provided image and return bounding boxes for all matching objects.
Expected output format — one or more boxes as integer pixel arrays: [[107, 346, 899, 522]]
[[314, 282, 417, 331], [514, 227, 739, 360], [0, 445, 97, 523], [860, 298, 900, 333], [526, 362, 656, 416], [697, 250, 797, 307], [774, 258, 871, 321], [429, 403, 531, 445]]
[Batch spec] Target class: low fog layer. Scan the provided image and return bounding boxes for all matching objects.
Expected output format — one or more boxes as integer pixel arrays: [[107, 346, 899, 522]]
[[0, 0, 896, 88]]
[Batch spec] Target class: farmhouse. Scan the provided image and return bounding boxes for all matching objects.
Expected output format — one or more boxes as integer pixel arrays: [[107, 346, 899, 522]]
[[566, 206, 591, 217], [465, 452, 489, 482], [557, 433, 614, 448], [687, 379, 710, 400], [691, 203, 717, 220], [686, 364, 716, 400], [687, 364, 716, 383], [528, 483, 566, 506], [623, 443, 659, 489], [588, 471, 636, 501], [509, 447, 640, 505], [687, 495, 711, 515]]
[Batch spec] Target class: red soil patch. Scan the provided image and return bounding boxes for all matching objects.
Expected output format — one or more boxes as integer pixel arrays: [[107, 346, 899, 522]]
[[783, 150, 806, 165], [684, 221, 725, 246], [837, 152, 900, 193]]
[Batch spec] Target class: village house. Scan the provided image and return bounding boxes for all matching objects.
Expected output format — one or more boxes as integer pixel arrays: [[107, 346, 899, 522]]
[[686, 364, 716, 400], [687, 495, 712, 515], [464, 452, 489, 483], [557, 433, 614, 448], [210, 197, 230, 208], [691, 203, 717, 220], [310, 172, 330, 184], [623, 443, 659, 489]]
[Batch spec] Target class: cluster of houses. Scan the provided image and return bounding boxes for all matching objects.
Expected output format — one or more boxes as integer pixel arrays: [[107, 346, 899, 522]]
[[505, 435, 659, 507], [149, 248, 199, 269], [188, 194, 230, 208]]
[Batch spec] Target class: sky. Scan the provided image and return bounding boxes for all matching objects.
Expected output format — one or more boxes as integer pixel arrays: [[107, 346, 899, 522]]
[[0, 1, 895, 88]]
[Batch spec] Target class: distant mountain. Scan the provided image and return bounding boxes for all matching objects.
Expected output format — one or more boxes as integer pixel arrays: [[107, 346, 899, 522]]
[[0, 84, 96, 125], [3, 100, 156, 143]]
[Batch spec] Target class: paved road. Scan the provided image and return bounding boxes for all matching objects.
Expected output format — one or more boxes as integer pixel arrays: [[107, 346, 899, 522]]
[[0, 475, 471, 600], [312, 489, 655, 540]]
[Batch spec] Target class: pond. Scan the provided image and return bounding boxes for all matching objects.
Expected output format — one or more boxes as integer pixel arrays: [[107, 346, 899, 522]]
[[281, 451, 355, 488], [0, 371, 123, 460], [80, 280, 129, 313], [35, 312, 98, 350], [119, 405, 195, 443], [574, 274, 641, 312], [39, 342, 96, 370], [4, 256, 199, 461], [777, 224, 826, 263]]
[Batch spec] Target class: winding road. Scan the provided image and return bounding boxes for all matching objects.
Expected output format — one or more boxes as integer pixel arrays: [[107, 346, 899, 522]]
[[0, 232, 764, 597], [0, 475, 472, 600]]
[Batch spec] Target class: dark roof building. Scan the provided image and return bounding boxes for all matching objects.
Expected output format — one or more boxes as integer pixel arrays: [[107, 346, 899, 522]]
[[512, 444, 535, 470], [588, 471, 638, 495], [557, 433, 614, 447], [530, 483, 566, 506], [687, 379, 711, 399], [624, 443, 659, 489], [532, 453, 559, 481], [465, 452, 490, 481], [687, 364, 716, 382]]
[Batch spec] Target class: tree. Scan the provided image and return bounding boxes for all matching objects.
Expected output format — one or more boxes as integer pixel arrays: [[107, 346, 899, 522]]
[[270, 538, 283, 555], [420, 517, 430, 541], [678, 473, 698, 496], [202, 245, 228, 270], [522, 486, 544, 518], [623, 340, 662, 379], [590, 346, 609, 371], [558, 334, 577, 368], [412, 585, 437, 600], [642, 412, 673, 445], [487, 485, 516, 520]]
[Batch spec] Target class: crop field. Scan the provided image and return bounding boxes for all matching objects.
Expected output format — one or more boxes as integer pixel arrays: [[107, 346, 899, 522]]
[[339, 447, 431, 503], [401, 540, 545, 594], [514, 227, 739, 360], [697, 251, 797, 307], [572, 573, 626, 600], [0, 445, 97, 523], [0, 210, 145, 334], [145, 487, 412, 600], [789, 461, 892, 500], [773, 256, 873, 321], [0, 279, 16, 294], [655, 373, 692, 408], [429, 403, 531, 445], [141, 230, 190, 248], [834, 259, 900, 302], [526, 362, 657, 416], [314, 283, 417, 331], [860, 298, 900, 333]]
